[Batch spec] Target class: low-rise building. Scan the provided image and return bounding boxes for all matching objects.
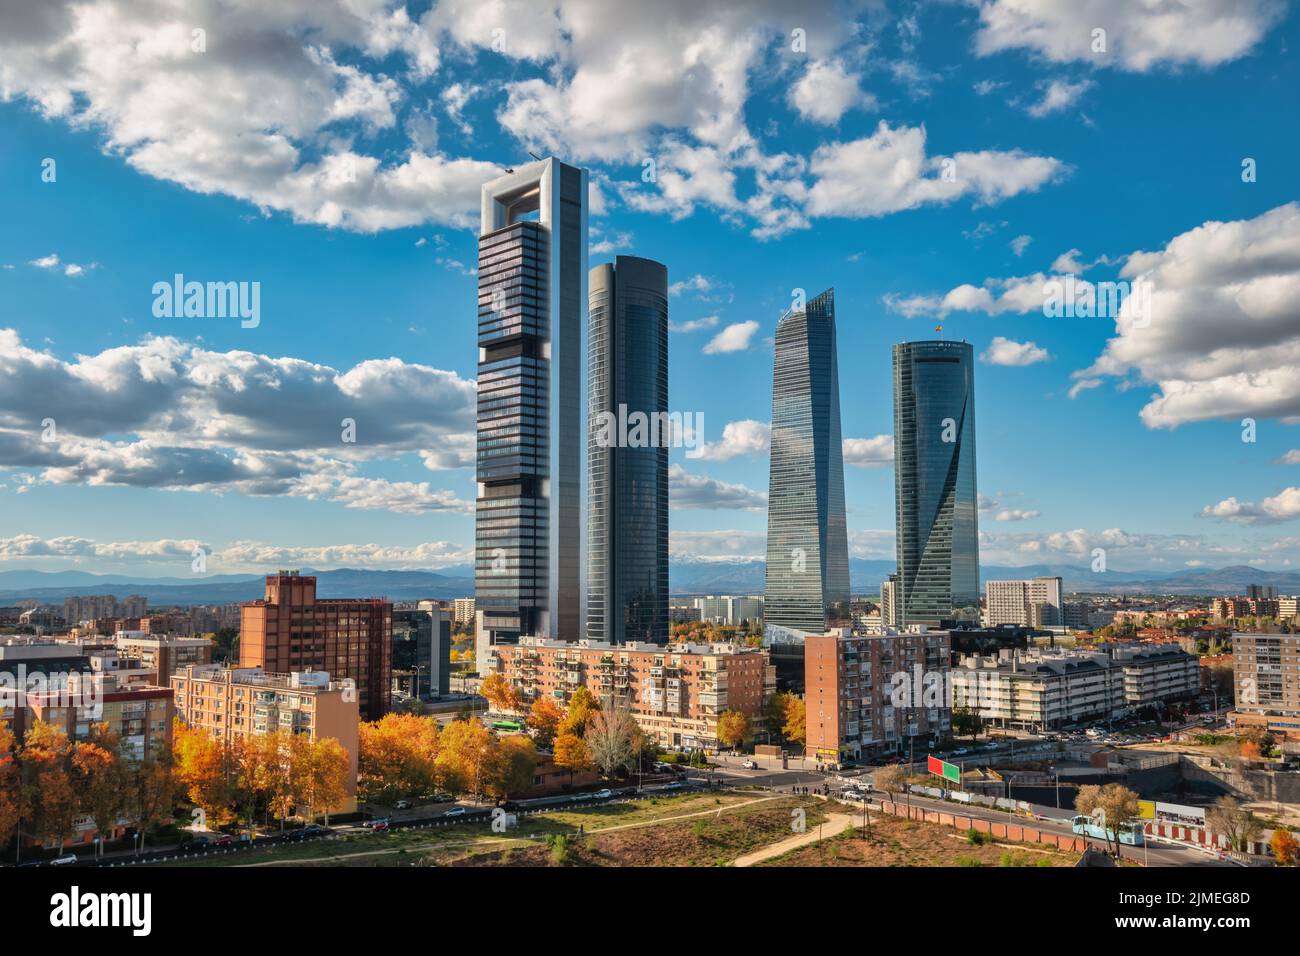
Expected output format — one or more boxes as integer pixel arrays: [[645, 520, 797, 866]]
[[171, 664, 360, 808], [114, 633, 214, 680], [488, 637, 774, 750], [805, 626, 951, 765]]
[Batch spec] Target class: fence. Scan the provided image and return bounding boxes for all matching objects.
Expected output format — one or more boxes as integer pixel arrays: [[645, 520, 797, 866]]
[[874, 799, 1090, 853]]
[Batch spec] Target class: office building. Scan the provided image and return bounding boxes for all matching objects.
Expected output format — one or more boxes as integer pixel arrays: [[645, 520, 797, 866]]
[[892, 340, 980, 625], [764, 288, 849, 644], [985, 577, 1063, 627], [474, 157, 587, 671], [488, 637, 774, 750], [805, 626, 952, 765], [114, 634, 213, 680], [239, 572, 392, 720], [587, 255, 669, 645], [171, 664, 359, 809], [1230, 632, 1300, 739], [393, 603, 451, 699]]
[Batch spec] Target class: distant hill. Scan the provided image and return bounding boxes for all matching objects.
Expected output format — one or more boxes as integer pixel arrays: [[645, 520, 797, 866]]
[[0, 561, 1293, 607]]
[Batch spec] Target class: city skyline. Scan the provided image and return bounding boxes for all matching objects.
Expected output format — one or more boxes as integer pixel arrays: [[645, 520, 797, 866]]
[[3, 2, 1300, 579]]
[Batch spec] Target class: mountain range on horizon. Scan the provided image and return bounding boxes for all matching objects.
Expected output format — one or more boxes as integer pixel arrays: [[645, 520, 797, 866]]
[[0, 561, 1295, 606]]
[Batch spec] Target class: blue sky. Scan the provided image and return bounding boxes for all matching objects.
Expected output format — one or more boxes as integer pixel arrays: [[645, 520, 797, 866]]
[[1, 0, 1299, 577]]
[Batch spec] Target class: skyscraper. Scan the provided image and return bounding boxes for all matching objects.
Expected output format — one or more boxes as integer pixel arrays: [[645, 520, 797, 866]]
[[587, 256, 669, 644], [474, 158, 587, 671], [892, 340, 980, 626], [764, 288, 850, 645]]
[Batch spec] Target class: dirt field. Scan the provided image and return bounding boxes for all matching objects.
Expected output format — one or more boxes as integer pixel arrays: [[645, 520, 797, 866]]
[[757, 813, 1084, 867]]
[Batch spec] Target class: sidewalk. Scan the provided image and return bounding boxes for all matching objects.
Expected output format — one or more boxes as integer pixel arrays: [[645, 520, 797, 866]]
[[732, 813, 857, 867]]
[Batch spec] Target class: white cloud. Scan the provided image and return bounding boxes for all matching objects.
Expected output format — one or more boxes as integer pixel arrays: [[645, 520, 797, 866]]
[[805, 122, 1066, 220], [973, 0, 1285, 71], [691, 419, 770, 461], [1199, 487, 1300, 525], [669, 529, 765, 562], [842, 435, 894, 468], [0, 329, 476, 513], [702, 320, 759, 354], [1025, 78, 1093, 117], [669, 463, 766, 510], [995, 508, 1041, 522], [1277, 450, 1300, 465], [1010, 234, 1032, 256], [788, 58, 874, 125], [980, 336, 1050, 366], [668, 315, 720, 334], [1068, 378, 1102, 400], [1076, 202, 1300, 428]]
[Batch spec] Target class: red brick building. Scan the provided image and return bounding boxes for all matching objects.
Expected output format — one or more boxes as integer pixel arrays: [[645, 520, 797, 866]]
[[239, 572, 391, 720]]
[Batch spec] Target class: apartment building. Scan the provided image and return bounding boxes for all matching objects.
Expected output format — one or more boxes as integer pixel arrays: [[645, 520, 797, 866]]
[[171, 664, 360, 806], [488, 638, 774, 750], [952, 643, 1199, 732], [452, 597, 476, 629], [691, 595, 764, 627], [805, 626, 952, 765], [1209, 596, 1279, 620], [239, 572, 391, 720], [1230, 632, 1300, 739], [24, 670, 174, 763], [1279, 596, 1298, 621], [985, 577, 1063, 627], [114, 633, 213, 681]]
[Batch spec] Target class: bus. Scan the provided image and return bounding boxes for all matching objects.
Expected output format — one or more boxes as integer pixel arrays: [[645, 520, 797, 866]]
[[491, 720, 523, 733], [1071, 815, 1144, 846]]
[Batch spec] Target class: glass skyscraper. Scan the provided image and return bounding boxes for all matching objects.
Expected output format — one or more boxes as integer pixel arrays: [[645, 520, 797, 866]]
[[587, 256, 669, 644], [764, 288, 850, 644], [892, 340, 980, 625], [474, 158, 586, 670]]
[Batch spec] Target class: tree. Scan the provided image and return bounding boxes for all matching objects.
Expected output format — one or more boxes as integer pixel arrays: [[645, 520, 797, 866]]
[[20, 722, 80, 849], [297, 737, 351, 824], [71, 727, 127, 849], [1075, 783, 1140, 858], [484, 735, 537, 801], [436, 719, 494, 798], [552, 732, 592, 780], [528, 696, 564, 749], [1270, 828, 1299, 866], [586, 706, 638, 778], [358, 713, 440, 806], [874, 764, 906, 804], [172, 720, 238, 828], [1206, 796, 1262, 855], [124, 755, 177, 851], [480, 673, 520, 714], [951, 705, 982, 742], [716, 710, 750, 750], [559, 687, 597, 737], [0, 726, 19, 848], [781, 695, 806, 745]]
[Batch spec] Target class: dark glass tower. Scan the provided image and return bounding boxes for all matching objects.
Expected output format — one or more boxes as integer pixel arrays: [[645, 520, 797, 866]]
[[892, 340, 980, 625], [587, 256, 669, 644], [474, 158, 587, 670], [764, 288, 850, 644]]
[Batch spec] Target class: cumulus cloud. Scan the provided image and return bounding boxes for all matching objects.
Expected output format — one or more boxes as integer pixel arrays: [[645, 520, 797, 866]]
[[669, 464, 766, 510], [702, 320, 759, 354], [980, 336, 1050, 366], [788, 58, 874, 124], [668, 315, 720, 334], [1025, 78, 1093, 117], [805, 122, 1066, 220], [1075, 202, 1300, 428], [0, 329, 475, 513], [1010, 234, 1032, 256], [690, 419, 770, 461], [973, 0, 1285, 71], [1199, 487, 1300, 525], [842, 435, 894, 468], [995, 508, 1041, 522]]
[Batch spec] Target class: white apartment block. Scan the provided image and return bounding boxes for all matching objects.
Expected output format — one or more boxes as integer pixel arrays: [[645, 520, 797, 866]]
[[691, 595, 764, 627], [985, 577, 1063, 627]]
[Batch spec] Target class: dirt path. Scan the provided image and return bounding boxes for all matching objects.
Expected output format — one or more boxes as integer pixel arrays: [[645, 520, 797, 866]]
[[237, 794, 787, 867], [732, 812, 857, 867]]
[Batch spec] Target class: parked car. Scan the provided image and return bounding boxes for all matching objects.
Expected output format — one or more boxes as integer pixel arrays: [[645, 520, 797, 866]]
[[592, 789, 613, 799], [50, 853, 78, 866], [664, 781, 685, 791], [443, 806, 468, 818], [741, 759, 758, 770], [182, 834, 211, 848], [394, 800, 412, 810], [366, 817, 390, 830], [211, 834, 234, 847]]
